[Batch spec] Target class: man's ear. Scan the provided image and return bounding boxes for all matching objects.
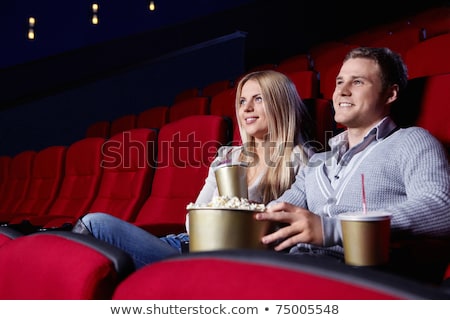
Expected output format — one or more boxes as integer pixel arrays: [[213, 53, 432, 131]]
[[386, 84, 399, 104]]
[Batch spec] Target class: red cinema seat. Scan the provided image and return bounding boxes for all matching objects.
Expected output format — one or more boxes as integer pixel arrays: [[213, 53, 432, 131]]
[[22, 137, 105, 229], [276, 53, 313, 73], [169, 96, 210, 123], [405, 33, 450, 79], [0, 231, 133, 299], [285, 70, 320, 99], [366, 27, 423, 58], [137, 106, 169, 130], [393, 74, 450, 147], [86, 128, 157, 222], [201, 79, 233, 98], [174, 87, 200, 103], [113, 251, 450, 300], [110, 114, 137, 136], [133, 115, 229, 235], [0, 150, 36, 221], [209, 87, 238, 145], [6, 146, 66, 227]]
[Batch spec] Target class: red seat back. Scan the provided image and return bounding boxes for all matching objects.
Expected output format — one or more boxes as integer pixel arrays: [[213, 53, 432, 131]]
[[134, 115, 229, 231], [201, 79, 233, 97], [173, 87, 200, 103], [405, 33, 450, 79], [0, 150, 36, 216], [0, 232, 133, 299], [87, 128, 157, 222], [46, 137, 104, 219], [13, 146, 66, 217], [0, 156, 11, 200], [209, 87, 238, 144], [367, 27, 422, 58], [110, 114, 137, 136], [285, 70, 320, 99], [85, 120, 110, 138], [113, 252, 449, 300], [276, 53, 313, 73], [137, 106, 169, 130], [169, 96, 210, 123]]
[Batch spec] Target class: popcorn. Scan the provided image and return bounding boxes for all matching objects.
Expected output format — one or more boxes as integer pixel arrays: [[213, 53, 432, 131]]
[[186, 195, 265, 212]]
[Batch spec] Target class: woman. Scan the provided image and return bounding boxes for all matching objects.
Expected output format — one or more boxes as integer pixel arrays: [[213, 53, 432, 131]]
[[72, 70, 313, 270]]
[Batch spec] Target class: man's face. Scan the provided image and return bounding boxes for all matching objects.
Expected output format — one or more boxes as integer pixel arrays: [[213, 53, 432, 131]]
[[332, 57, 388, 132]]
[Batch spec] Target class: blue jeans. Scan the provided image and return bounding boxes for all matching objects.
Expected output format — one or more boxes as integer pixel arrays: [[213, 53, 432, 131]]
[[80, 212, 189, 270]]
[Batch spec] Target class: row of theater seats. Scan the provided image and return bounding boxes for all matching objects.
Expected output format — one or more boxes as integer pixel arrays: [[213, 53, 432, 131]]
[[238, 6, 449, 102], [85, 73, 335, 150], [0, 229, 449, 299], [0, 115, 229, 237]]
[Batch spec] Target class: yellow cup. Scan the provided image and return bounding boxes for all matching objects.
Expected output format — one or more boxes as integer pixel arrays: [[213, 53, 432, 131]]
[[214, 164, 248, 198], [338, 211, 392, 266]]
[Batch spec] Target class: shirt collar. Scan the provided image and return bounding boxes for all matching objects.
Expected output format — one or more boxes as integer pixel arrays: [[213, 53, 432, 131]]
[[329, 116, 397, 149]]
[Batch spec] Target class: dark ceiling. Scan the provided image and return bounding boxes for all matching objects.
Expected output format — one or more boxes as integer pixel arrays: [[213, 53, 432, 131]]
[[2, 0, 448, 70]]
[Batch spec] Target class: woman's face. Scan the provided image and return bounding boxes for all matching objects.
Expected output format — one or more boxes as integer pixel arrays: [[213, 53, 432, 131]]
[[238, 79, 269, 142]]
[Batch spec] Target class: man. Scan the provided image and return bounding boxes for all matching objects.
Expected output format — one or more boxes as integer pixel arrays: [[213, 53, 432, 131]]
[[256, 47, 450, 282]]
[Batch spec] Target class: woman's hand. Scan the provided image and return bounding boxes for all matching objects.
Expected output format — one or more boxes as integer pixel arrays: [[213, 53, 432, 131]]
[[255, 202, 323, 251]]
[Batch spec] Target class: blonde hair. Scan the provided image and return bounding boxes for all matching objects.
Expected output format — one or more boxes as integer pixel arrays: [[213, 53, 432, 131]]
[[235, 70, 311, 203]]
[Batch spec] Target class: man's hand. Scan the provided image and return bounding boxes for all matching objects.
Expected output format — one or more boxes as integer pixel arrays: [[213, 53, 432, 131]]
[[255, 202, 323, 251]]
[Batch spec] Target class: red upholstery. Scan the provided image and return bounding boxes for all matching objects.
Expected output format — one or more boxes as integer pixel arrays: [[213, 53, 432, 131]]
[[201, 79, 233, 97], [24, 137, 104, 229], [0, 156, 11, 199], [134, 115, 229, 235], [113, 251, 449, 300], [366, 27, 422, 58], [137, 106, 169, 130], [309, 41, 358, 73], [319, 61, 341, 100], [0, 232, 133, 299], [169, 96, 210, 122], [209, 87, 238, 145], [174, 87, 200, 103], [285, 70, 319, 99], [7, 146, 66, 225], [87, 128, 157, 222], [309, 42, 359, 99], [110, 114, 137, 136], [85, 120, 110, 138], [0, 151, 36, 219], [276, 53, 313, 73], [405, 33, 450, 79]]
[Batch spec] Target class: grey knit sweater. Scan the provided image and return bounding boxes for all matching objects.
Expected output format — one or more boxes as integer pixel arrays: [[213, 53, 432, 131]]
[[274, 117, 450, 255]]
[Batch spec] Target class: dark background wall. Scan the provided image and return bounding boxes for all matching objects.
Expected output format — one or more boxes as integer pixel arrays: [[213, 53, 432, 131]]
[[0, 0, 448, 156]]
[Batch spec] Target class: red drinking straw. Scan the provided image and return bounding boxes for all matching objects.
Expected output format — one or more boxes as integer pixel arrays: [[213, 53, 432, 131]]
[[361, 173, 367, 214]]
